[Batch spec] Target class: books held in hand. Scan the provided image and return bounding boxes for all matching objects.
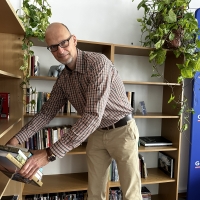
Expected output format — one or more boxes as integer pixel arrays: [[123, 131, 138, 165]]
[[139, 136, 172, 147], [158, 151, 174, 178], [0, 145, 43, 187]]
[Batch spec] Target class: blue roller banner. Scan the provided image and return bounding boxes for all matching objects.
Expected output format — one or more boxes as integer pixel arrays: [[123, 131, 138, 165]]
[[187, 72, 200, 199], [187, 8, 200, 200]]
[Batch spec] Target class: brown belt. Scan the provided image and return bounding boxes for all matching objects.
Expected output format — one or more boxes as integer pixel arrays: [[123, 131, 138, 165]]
[[101, 114, 132, 130]]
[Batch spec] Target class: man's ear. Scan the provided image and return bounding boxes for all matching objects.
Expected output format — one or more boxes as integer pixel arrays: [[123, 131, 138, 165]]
[[72, 35, 77, 46]]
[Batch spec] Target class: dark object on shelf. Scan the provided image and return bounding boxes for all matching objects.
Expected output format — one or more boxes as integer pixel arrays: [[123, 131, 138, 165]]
[[158, 151, 174, 178], [139, 136, 172, 147], [0, 96, 3, 114]]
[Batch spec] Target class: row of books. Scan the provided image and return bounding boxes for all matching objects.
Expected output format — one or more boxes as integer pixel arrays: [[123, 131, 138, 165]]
[[0, 92, 10, 119], [26, 90, 77, 114], [0, 144, 43, 187], [25, 125, 72, 150], [25, 190, 88, 200], [24, 187, 151, 200], [109, 154, 148, 182], [109, 186, 151, 200]]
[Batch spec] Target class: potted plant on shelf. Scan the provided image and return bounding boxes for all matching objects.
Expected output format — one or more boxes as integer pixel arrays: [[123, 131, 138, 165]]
[[133, 0, 200, 131], [17, 0, 52, 111]]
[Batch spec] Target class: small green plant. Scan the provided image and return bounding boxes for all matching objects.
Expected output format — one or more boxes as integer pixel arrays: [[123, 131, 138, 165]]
[[17, 0, 52, 108], [133, 0, 200, 131]]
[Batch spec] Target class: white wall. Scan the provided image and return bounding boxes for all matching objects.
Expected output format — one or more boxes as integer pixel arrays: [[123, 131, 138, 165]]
[[10, 0, 200, 194]]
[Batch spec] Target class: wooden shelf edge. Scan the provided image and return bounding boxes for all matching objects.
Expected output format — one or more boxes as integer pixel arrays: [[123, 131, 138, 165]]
[[29, 76, 181, 87], [0, 70, 21, 79], [123, 81, 181, 86], [23, 173, 88, 195], [0, 174, 11, 199], [109, 168, 175, 188], [67, 143, 87, 155], [0, 118, 22, 139], [139, 145, 177, 152], [30, 76, 57, 81], [66, 143, 177, 155], [24, 112, 179, 119], [24, 113, 81, 118]]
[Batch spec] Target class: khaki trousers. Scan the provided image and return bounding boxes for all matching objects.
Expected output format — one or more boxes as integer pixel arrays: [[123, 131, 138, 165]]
[[86, 118, 142, 200]]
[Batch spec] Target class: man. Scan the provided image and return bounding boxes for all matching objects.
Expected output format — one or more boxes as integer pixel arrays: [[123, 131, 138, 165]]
[[7, 22, 142, 200]]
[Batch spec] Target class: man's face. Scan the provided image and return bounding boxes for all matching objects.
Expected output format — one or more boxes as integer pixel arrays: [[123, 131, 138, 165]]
[[45, 25, 77, 66]]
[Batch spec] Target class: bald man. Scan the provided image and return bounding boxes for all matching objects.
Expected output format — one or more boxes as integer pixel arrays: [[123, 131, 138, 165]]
[[7, 22, 142, 200]]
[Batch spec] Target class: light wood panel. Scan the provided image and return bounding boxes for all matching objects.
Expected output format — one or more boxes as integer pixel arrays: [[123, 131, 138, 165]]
[[0, 118, 22, 139], [0, 0, 25, 34], [23, 173, 88, 195]]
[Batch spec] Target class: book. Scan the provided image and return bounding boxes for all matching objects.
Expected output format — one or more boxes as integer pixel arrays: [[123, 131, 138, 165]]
[[158, 151, 174, 178], [139, 136, 172, 147], [0, 93, 10, 119], [141, 186, 151, 200], [0, 145, 43, 181], [1, 195, 19, 200], [0, 150, 43, 186]]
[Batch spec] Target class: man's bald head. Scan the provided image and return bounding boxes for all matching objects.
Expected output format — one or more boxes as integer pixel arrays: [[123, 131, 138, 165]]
[[45, 22, 71, 44]]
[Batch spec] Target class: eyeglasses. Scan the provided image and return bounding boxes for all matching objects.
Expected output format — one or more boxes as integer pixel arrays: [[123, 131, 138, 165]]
[[47, 35, 72, 52]]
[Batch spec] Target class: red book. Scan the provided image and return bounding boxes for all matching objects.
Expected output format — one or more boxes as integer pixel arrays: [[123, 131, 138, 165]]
[[31, 55, 35, 76], [0, 93, 10, 119]]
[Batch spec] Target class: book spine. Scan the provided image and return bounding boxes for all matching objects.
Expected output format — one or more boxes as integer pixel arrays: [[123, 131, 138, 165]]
[[6, 153, 43, 186], [0, 93, 10, 119]]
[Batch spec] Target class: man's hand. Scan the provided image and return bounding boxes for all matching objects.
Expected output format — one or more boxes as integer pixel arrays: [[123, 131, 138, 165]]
[[6, 137, 19, 146], [19, 149, 49, 180]]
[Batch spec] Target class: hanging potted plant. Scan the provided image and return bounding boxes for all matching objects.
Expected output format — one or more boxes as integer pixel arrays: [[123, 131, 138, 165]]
[[133, 0, 200, 131], [16, 0, 52, 110]]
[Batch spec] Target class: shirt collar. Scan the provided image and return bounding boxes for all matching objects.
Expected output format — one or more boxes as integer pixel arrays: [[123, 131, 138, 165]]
[[65, 48, 85, 74]]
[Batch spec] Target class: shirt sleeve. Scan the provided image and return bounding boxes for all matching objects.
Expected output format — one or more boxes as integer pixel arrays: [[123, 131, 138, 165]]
[[15, 77, 67, 144], [51, 55, 113, 158]]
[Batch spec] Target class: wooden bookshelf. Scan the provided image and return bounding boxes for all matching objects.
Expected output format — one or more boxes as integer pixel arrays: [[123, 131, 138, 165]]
[[0, 0, 25, 198]]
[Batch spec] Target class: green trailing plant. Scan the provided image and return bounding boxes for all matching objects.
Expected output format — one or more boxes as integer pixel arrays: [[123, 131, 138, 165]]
[[16, 0, 52, 110], [133, 0, 200, 131]]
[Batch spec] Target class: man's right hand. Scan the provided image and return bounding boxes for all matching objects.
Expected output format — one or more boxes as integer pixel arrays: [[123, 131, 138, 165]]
[[6, 136, 19, 146]]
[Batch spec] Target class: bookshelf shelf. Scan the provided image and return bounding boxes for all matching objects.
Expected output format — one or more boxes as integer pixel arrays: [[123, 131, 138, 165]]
[[66, 143, 177, 155], [123, 81, 181, 86], [23, 173, 88, 195], [139, 145, 177, 152], [67, 142, 87, 155], [0, 70, 21, 79], [24, 113, 81, 118], [0, 118, 22, 139], [109, 168, 175, 188], [29, 76, 181, 87], [24, 112, 179, 119]]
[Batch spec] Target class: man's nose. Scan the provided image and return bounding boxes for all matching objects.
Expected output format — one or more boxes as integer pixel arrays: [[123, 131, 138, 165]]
[[57, 46, 64, 54]]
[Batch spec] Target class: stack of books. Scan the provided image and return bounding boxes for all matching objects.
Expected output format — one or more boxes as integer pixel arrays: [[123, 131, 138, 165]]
[[0, 145, 43, 187]]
